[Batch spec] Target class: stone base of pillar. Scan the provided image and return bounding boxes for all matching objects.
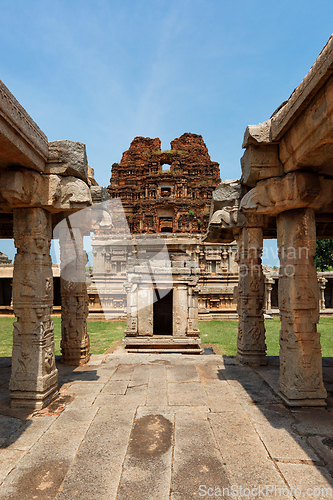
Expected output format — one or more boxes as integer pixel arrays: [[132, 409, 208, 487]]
[[236, 350, 267, 366], [278, 391, 327, 407], [61, 336, 90, 365], [10, 372, 58, 409]]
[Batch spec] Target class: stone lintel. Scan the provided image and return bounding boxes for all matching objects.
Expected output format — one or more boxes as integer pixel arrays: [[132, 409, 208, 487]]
[[46, 141, 89, 184], [0, 80, 48, 171], [241, 144, 284, 187], [240, 171, 326, 217], [242, 120, 273, 148], [1, 169, 92, 212]]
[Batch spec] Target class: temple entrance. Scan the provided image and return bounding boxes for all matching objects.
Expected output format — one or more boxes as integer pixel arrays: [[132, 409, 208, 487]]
[[153, 290, 173, 335]]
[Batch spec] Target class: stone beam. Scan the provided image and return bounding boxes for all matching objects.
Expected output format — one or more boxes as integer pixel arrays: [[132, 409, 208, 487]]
[[0, 80, 48, 171], [46, 141, 89, 184], [241, 144, 284, 187], [278, 75, 333, 175], [0, 169, 92, 212], [204, 179, 244, 243], [240, 171, 333, 216]]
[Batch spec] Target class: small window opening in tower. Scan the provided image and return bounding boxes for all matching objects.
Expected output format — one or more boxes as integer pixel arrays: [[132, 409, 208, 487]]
[[161, 187, 171, 197], [162, 164, 170, 172]]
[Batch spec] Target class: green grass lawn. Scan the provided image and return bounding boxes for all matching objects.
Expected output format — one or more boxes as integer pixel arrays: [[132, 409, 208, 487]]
[[0, 316, 332, 358], [200, 317, 333, 357], [0, 317, 126, 357]]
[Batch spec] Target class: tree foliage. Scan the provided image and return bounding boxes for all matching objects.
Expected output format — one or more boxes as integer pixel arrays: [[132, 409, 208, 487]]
[[314, 239, 333, 271]]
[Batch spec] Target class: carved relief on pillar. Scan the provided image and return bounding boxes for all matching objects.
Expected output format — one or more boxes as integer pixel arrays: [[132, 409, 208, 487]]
[[277, 208, 327, 406], [59, 226, 90, 365], [236, 225, 267, 365], [10, 208, 58, 409]]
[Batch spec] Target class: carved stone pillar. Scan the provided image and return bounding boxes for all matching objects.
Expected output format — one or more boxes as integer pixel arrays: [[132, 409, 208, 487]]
[[123, 282, 138, 336], [10, 208, 58, 409], [277, 208, 327, 406], [236, 217, 266, 365], [264, 277, 274, 312], [318, 277, 327, 311], [60, 224, 90, 365]]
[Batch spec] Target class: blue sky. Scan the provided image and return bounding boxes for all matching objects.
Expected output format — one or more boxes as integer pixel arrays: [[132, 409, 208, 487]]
[[0, 0, 332, 264]]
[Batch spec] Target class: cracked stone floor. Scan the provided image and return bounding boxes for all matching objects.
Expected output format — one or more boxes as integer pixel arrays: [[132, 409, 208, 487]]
[[0, 349, 332, 499]]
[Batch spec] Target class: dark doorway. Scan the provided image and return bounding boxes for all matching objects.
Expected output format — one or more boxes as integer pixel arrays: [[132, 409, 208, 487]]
[[0, 278, 12, 306], [153, 290, 173, 335]]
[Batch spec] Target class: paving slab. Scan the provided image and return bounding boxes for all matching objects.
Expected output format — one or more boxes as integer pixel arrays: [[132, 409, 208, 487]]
[[101, 380, 129, 395], [172, 408, 230, 499], [168, 381, 207, 406], [0, 406, 98, 500], [291, 408, 333, 437], [209, 411, 291, 496], [276, 463, 333, 498], [254, 423, 319, 461], [54, 408, 136, 500], [166, 365, 201, 383], [0, 415, 25, 446], [0, 449, 26, 485], [146, 365, 168, 406], [117, 412, 173, 500], [1, 415, 57, 450], [128, 364, 150, 387], [0, 351, 332, 499], [64, 382, 104, 408]]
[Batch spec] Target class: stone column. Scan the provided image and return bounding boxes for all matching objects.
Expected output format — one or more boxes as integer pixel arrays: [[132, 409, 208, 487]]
[[264, 277, 274, 312], [10, 208, 58, 409], [59, 223, 90, 365], [277, 208, 327, 406], [236, 216, 266, 365], [187, 281, 200, 336], [123, 282, 138, 336], [173, 285, 188, 336], [318, 277, 327, 311]]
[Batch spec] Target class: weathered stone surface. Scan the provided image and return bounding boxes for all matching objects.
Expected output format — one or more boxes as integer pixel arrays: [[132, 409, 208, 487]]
[[240, 171, 322, 216], [236, 225, 267, 365], [59, 226, 90, 366], [242, 119, 272, 148], [46, 141, 89, 184], [277, 208, 327, 406], [241, 143, 284, 187], [0, 79, 48, 172], [10, 208, 58, 409], [108, 133, 220, 234], [0, 169, 92, 211]]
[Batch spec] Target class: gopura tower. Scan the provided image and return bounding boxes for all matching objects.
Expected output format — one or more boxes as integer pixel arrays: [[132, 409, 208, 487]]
[[108, 133, 221, 233]]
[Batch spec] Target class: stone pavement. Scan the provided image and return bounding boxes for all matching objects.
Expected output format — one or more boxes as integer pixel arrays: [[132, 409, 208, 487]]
[[0, 349, 332, 500]]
